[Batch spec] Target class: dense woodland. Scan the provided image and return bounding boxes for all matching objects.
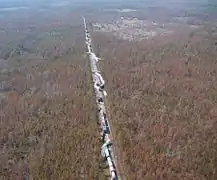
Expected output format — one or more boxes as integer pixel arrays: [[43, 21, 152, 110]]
[[0, 8, 103, 180], [93, 20, 217, 179], [0, 1, 217, 180]]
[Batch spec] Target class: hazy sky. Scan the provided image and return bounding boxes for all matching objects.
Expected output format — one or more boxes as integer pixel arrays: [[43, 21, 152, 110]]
[[0, 0, 211, 9]]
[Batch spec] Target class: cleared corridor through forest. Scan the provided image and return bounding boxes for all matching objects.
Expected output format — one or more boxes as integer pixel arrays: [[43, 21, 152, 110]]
[[83, 17, 120, 180]]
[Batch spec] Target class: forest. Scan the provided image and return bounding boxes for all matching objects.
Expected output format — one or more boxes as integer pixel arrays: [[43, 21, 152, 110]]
[[0, 0, 217, 179]]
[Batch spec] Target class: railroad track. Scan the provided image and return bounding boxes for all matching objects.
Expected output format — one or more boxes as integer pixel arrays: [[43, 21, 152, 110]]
[[83, 17, 119, 180]]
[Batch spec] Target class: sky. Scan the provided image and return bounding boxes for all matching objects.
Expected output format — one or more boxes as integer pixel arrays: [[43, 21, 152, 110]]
[[0, 0, 212, 10]]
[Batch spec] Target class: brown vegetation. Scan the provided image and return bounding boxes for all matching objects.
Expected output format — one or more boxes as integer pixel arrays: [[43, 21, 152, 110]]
[[0, 9, 101, 180], [93, 25, 217, 179], [1, 2, 217, 180]]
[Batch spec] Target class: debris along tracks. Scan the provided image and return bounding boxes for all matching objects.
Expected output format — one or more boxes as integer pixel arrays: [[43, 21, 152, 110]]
[[82, 17, 119, 180]]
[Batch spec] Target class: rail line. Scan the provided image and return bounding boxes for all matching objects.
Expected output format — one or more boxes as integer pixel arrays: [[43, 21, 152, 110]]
[[82, 17, 119, 180]]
